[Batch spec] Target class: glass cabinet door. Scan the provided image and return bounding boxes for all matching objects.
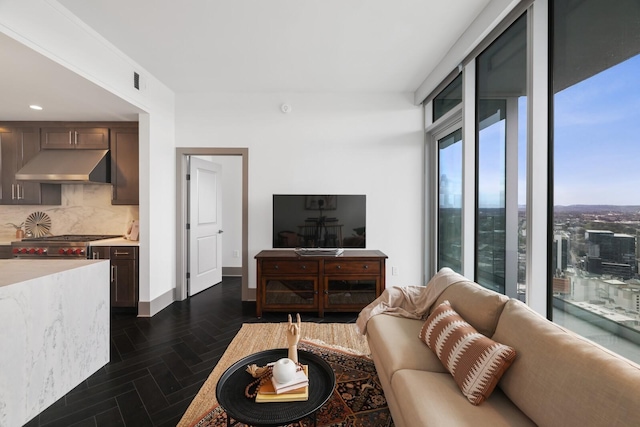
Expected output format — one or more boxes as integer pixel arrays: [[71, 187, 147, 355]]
[[324, 277, 377, 309], [263, 277, 317, 308]]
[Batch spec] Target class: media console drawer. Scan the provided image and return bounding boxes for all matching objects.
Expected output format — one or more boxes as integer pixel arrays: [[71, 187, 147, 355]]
[[261, 260, 319, 274], [324, 260, 381, 275], [255, 249, 387, 317]]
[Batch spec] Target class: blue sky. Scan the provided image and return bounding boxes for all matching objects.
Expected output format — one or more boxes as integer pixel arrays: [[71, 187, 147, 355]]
[[442, 54, 640, 209], [554, 54, 640, 206]]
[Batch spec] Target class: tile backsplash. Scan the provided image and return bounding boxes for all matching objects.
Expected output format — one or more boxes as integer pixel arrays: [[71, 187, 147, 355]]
[[0, 185, 138, 241]]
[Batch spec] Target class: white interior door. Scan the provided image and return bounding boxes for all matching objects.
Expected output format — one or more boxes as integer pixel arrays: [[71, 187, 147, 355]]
[[188, 157, 223, 296]]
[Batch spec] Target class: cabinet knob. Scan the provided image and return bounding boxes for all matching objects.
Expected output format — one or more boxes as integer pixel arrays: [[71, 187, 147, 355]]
[[274, 265, 279, 270], [363, 265, 369, 269], [324, 290, 328, 294], [336, 265, 341, 269], [301, 265, 306, 269]]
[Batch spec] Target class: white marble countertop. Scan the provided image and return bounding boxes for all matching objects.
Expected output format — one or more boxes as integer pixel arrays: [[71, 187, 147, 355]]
[[89, 237, 139, 247], [0, 259, 108, 288]]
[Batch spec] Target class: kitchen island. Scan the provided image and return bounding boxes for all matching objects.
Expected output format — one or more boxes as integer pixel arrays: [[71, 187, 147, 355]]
[[0, 259, 110, 426]]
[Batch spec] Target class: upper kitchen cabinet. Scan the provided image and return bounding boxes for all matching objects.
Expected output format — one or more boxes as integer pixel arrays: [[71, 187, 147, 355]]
[[110, 127, 139, 205], [0, 126, 61, 205], [41, 125, 109, 149]]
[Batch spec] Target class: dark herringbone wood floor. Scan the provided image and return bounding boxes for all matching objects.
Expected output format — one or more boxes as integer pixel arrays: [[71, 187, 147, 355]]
[[24, 277, 356, 427]]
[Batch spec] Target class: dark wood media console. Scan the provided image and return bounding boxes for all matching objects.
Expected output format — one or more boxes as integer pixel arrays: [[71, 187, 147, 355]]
[[255, 249, 387, 317]]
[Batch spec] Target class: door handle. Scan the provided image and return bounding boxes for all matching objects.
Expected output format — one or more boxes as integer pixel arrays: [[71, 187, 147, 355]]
[[218, 230, 224, 234]]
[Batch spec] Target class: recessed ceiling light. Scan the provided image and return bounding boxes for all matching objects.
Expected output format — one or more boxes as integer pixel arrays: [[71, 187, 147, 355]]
[[29, 105, 43, 110]]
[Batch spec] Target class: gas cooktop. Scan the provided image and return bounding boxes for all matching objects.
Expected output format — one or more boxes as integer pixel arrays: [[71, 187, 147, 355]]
[[12, 234, 123, 258]]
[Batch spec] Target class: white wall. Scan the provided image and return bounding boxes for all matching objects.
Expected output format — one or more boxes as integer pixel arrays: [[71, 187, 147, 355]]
[[141, 111, 176, 306], [176, 92, 425, 292]]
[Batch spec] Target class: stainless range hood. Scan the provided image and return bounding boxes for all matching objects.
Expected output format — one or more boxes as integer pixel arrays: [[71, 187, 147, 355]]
[[15, 149, 110, 184]]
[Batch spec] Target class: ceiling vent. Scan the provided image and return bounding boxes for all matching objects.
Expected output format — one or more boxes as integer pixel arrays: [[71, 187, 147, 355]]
[[133, 72, 140, 90]]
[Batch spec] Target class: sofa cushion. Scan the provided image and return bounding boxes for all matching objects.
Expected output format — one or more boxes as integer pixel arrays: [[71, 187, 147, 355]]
[[493, 299, 640, 426], [391, 369, 536, 427], [420, 300, 517, 405], [432, 280, 509, 337], [367, 314, 447, 386]]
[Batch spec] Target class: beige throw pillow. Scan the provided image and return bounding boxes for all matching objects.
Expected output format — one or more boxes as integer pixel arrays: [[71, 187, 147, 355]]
[[419, 300, 516, 405]]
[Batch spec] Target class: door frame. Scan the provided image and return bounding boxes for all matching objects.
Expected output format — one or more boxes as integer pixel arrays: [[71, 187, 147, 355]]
[[176, 147, 249, 301]]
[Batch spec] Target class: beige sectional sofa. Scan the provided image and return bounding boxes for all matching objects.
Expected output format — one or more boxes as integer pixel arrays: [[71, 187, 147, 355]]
[[364, 270, 640, 426]]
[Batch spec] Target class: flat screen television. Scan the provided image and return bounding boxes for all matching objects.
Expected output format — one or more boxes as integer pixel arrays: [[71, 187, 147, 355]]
[[273, 194, 366, 248]]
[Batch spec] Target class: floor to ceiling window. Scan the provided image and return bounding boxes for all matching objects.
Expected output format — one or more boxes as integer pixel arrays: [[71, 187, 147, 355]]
[[476, 14, 527, 297], [425, 0, 640, 363], [438, 128, 463, 272], [552, 0, 640, 361], [433, 75, 464, 274]]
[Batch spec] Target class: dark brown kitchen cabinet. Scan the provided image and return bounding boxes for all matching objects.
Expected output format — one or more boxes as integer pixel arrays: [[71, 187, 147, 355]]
[[91, 247, 110, 260], [110, 246, 138, 308], [0, 126, 61, 205], [110, 127, 139, 205], [0, 245, 11, 259], [41, 126, 109, 149], [91, 246, 138, 309]]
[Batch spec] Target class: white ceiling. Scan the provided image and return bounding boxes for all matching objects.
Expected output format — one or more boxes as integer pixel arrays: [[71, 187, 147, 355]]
[[2, 0, 492, 119], [0, 33, 142, 121]]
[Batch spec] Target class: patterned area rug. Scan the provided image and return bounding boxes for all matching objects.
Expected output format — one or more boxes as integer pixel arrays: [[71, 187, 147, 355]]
[[192, 340, 394, 427]]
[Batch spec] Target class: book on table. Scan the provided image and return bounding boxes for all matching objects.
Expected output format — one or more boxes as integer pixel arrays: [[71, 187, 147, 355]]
[[255, 365, 309, 403]]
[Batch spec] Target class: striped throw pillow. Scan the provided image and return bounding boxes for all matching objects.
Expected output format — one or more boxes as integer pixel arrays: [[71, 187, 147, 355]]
[[419, 300, 516, 405]]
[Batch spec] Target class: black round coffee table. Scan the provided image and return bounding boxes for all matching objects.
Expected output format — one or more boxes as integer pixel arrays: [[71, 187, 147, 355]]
[[216, 349, 335, 427]]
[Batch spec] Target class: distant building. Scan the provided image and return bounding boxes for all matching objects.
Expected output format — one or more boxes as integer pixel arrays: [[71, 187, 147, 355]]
[[585, 230, 636, 279], [567, 271, 640, 312], [604, 279, 640, 314], [553, 277, 571, 294], [585, 230, 613, 258], [601, 262, 633, 280], [553, 232, 570, 275]]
